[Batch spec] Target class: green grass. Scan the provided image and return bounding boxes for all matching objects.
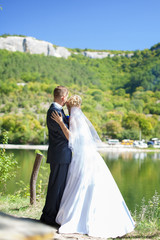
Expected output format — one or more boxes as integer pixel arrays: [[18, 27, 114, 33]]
[[0, 195, 45, 219]]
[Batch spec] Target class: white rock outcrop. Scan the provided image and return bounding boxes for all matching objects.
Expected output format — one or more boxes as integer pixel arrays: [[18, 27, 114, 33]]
[[0, 36, 71, 59], [0, 36, 134, 59], [82, 51, 134, 59], [126, 53, 134, 58], [82, 51, 111, 59], [0, 36, 24, 52], [54, 46, 71, 58]]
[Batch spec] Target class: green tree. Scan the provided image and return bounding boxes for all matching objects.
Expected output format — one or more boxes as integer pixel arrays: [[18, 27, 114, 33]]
[[0, 131, 17, 189], [138, 115, 153, 136], [121, 129, 139, 140], [106, 120, 122, 138]]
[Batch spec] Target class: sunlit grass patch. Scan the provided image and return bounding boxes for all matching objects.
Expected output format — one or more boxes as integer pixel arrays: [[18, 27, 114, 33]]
[[133, 191, 160, 235]]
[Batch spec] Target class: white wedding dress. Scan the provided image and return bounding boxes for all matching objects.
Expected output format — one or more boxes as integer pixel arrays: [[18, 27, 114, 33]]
[[56, 107, 135, 238]]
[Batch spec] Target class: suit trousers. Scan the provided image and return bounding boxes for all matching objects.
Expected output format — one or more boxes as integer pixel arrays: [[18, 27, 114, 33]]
[[40, 163, 69, 225]]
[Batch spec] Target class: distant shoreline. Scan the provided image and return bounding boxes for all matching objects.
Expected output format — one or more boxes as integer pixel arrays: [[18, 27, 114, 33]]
[[0, 144, 160, 152]]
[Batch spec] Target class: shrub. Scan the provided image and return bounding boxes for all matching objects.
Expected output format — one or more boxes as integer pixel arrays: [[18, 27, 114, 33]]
[[0, 131, 18, 190]]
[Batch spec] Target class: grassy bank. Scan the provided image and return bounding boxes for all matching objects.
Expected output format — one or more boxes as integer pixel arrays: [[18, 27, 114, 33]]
[[0, 193, 160, 239], [0, 195, 45, 219]]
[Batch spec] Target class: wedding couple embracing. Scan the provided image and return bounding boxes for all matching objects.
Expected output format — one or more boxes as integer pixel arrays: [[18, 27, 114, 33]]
[[40, 86, 135, 239]]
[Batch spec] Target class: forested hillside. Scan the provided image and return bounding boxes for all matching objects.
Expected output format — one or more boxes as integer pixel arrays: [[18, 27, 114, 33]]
[[0, 43, 160, 144]]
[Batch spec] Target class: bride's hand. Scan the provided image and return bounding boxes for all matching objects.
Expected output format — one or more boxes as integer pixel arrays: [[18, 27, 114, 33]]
[[51, 111, 63, 125]]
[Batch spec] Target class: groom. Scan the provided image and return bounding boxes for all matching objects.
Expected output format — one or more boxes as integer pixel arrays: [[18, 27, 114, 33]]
[[40, 86, 72, 226]]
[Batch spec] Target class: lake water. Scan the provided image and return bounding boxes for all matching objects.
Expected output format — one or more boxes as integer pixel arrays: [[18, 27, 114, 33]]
[[2, 149, 160, 213]]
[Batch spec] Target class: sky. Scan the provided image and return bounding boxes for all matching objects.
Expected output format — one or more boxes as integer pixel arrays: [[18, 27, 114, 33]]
[[0, 0, 160, 51]]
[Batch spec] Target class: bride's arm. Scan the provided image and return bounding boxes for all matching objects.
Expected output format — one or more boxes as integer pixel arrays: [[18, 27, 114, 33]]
[[51, 111, 70, 140]]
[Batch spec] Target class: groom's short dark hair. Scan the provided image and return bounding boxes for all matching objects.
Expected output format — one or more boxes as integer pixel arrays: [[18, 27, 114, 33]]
[[54, 86, 68, 99]]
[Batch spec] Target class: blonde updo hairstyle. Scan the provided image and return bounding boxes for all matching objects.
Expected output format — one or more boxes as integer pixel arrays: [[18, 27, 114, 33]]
[[67, 95, 82, 108]]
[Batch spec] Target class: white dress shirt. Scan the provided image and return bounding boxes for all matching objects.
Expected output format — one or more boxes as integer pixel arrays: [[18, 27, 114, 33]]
[[53, 102, 62, 110]]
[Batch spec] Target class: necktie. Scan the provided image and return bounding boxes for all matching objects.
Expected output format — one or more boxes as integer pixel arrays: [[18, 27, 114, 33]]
[[61, 109, 65, 116]]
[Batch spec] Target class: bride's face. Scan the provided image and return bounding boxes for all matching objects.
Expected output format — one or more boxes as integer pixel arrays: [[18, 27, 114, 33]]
[[66, 101, 81, 115], [66, 102, 71, 114]]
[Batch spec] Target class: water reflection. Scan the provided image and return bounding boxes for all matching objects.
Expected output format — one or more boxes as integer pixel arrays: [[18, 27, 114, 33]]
[[104, 151, 160, 161], [1, 149, 160, 213], [103, 151, 160, 212]]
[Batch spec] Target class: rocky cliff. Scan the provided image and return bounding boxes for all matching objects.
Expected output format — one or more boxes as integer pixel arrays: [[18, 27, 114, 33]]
[[0, 36, 71, 59], [82, 51, 134, 59], [0, 36, 134, 59]]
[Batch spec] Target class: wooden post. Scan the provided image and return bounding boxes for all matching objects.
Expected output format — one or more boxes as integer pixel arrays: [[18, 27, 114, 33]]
[[30, 153, 43, 205]]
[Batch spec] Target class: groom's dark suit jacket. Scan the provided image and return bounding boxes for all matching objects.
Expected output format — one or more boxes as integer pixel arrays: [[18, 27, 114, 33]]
[[41, 102, 72, 224], [46, 103, 72, 164]]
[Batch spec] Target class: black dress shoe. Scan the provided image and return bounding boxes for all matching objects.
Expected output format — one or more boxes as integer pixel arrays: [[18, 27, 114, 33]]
[[52, 222, 60, 228], [40, 217, 60, 228]]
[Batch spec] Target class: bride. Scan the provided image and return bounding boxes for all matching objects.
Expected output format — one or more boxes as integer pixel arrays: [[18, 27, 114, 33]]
[[51, 95, 135, 239]]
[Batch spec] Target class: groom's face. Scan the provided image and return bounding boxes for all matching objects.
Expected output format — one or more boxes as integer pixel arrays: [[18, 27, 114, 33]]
[[62, 93, 68, 106]]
